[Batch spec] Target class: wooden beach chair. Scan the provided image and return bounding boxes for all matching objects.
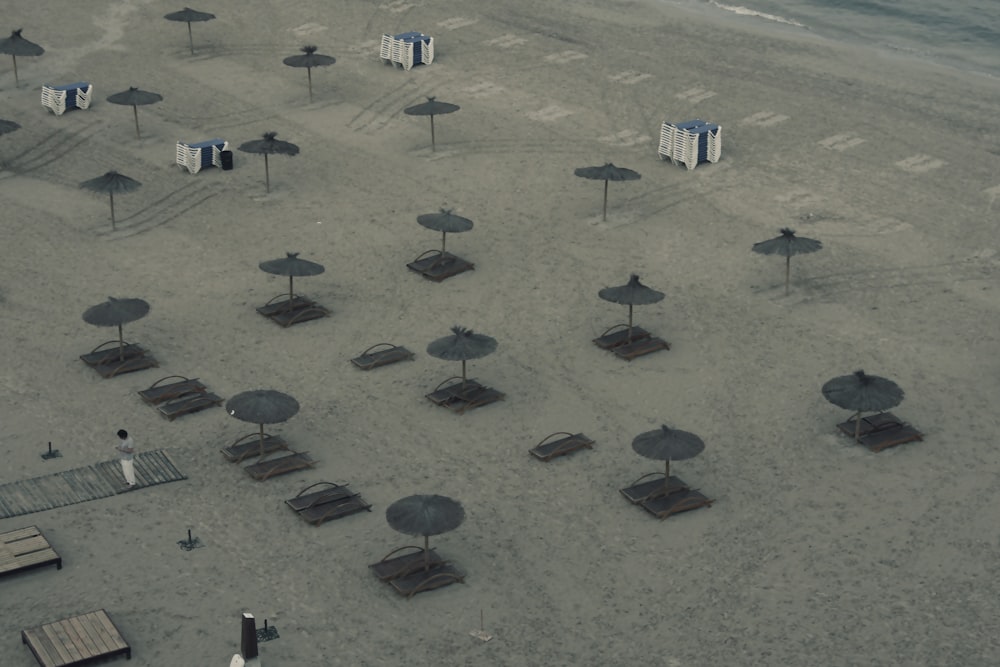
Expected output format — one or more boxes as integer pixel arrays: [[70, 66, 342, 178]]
[[351, 343, 415, 370], [592, 324, 652, 350], [425, 377, 504, 414], [80, 341, 147, 366], [92, 353, 159, 379], [369, 546, 446, 582], [0, 526, 62, 578], [285, 482, 371, 526], [836, 412, 924, 452], [256, 294, 330, 327], [157, 392, 223, 421], [619, 473, 690, 504], [21, 609, 130, 666], [388, 562, 465, 598], [638, 488, 713, 520], [529, 432, 595, 462], [407, 249, 475, 282], [244, 450, 317, 481], [613, 335, 670, 360], [138, 375, 207, 405], [221, 433, 289, 463]]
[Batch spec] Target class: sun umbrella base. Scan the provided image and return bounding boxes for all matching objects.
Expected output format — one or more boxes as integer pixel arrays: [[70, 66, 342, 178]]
[[619, 473, 691, 504], [835, 413, 924, 452], [593, 323, 652, 350], [256, 294, 330, 328]]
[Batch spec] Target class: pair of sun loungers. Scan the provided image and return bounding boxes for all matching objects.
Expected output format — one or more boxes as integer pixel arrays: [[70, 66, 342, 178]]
[[219, 433, 317, 480], [368, 546, 465, 598], [593, 324, 670, 360], [285, 482, 372, 526], [80, 340, 158, 378], [407, 250, 475, 282], [425, 377, 505, 414], [620, 473, 713, 519], [256, 294, 330, 327], [138, 375, 223, 420], [836, 412, 924, 452]]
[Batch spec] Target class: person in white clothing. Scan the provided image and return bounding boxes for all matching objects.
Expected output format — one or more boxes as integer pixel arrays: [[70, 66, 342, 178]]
[[116, 429, 136, 488]]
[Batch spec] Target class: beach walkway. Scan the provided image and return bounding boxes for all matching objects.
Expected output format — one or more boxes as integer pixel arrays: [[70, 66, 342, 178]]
[[0, 450, 186, 519]]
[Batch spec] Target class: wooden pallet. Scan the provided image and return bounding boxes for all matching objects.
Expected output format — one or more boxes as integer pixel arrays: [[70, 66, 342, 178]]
[[22, 609, 130, 666], [0, 526, 61, 577]]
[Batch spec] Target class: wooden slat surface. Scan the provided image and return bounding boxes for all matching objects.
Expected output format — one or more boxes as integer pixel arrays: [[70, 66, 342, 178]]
[[23, 609, 129, 666], [0, 450, 186, 519]]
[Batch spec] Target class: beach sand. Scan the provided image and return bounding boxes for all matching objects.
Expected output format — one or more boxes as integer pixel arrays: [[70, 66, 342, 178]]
[[2, 0, 1000, 665]]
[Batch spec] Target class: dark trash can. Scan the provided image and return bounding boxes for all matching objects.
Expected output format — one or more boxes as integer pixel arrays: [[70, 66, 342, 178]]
[[220, 150, 234, 171]]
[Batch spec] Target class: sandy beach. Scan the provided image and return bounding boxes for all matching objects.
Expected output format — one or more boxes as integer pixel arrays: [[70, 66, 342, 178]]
[[2, 0, 1000, 665]]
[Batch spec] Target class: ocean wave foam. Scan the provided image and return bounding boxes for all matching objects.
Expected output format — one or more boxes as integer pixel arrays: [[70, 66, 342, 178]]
[[708, 1, 808, 28]]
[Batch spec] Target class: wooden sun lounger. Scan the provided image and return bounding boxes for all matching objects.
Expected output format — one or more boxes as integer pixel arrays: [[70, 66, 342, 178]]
[[592, 324, 651, 350], [369, 546, 446, 582], [157, 392, 223, 421], [530, 432, 594, 462], [613, 336, 670, 360], [351, 343, 415, 370], [836, 412, 923, 452], [426, 377, 505, 414], [221, 433, 289, 463], [858, 424, 924, 453], [0, 526, 61, 578], [244, 451, 317, 481], [138, 375, 206, 405], [22, 609, 130, 667], [80, 341, 147, 367], [297, 495, 372, 525], [388, 562, 465, 598], [256, 294, 330, 327], [92, 354, 159, 379], [639, 488, 713, 520], [407, 249, 475, 282], [285, 482, 355, 512], [619, 473, 691, 504]]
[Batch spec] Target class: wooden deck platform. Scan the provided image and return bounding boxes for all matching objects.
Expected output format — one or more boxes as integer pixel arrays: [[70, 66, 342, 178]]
[[22, 609, 130, 666], [0, 450, 186, 520], [0, 526, 61, 578]]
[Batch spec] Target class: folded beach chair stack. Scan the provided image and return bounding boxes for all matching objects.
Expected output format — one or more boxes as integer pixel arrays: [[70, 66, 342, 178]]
[[176, 138, 229, 174], [658, 119, 722, 170], [41, 82, 93, 115], [380, 32, 434, 70]]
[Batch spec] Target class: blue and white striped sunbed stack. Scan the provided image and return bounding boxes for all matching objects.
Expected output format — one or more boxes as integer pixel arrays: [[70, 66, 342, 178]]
[[41, 82, 93, 116], [379, 32, 435, 71], [176, 138, 229, 174], [658, 119, 722, 170]]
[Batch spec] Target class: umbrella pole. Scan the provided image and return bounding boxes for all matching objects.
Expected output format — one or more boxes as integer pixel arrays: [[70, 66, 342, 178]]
[[441, 230, 447, 255], [461, 360, 467, 387], [307, 67, 313, 103], [264, 154, 271, 193], [187, 22, 195, 55], [854, 410, 862, 443], [117, 324, 125, 361], [288, 275, 295, 303], [430, 115, 436, 152], [132, 105, 141, 140], [109, 193, 116, 230], [627, 304, 634, 342], [602, 179, 609, 221], [664, 459, 671, 493], [424, 535, 430, 571], [785, 255, 791, 296], [11, 55, 18, 86], [258, 423, 266, 458]]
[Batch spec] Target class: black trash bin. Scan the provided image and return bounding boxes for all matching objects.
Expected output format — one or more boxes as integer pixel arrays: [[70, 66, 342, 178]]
[[220, 150, 234, 171]]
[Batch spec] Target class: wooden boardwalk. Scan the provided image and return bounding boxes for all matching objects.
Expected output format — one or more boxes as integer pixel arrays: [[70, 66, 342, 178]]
[[0, 450, 186, 520]]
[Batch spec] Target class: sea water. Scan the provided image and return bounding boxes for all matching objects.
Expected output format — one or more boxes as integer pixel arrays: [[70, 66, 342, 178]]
[[666, 0, 1000, 78]]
